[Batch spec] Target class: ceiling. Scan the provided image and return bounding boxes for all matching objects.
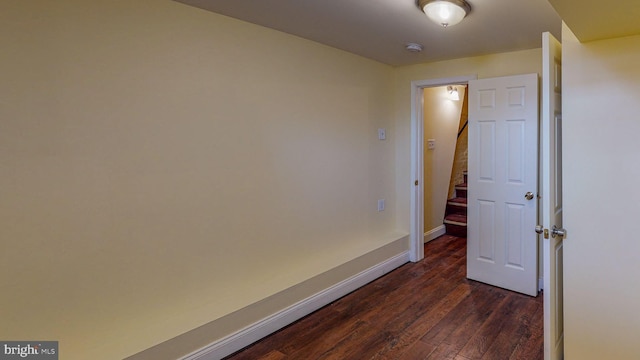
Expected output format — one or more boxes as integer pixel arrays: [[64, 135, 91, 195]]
[[548, 0, 640, 42], [175, 0, 640, 67]]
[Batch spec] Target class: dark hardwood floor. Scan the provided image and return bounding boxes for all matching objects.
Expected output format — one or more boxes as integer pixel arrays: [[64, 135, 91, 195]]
[[224, 235, 543, 360]]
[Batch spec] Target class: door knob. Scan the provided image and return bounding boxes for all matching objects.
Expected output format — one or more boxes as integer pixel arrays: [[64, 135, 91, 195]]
[[525, 192, 534, 200], [551, 225, 566, 238]]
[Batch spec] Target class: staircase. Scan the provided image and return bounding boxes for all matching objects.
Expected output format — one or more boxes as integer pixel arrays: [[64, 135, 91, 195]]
[[444, 171, 467, 237]]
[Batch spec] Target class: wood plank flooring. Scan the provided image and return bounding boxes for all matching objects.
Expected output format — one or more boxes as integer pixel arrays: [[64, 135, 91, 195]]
[[224, 235, 543, 360]]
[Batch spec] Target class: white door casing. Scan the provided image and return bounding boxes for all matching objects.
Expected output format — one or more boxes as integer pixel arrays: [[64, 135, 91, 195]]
[[467, 74, 539, 296], [542, 32, 564, 360], [409, 75, 477, 262]]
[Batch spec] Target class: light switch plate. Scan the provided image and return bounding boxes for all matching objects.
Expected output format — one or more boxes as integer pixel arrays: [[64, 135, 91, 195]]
[[378, 128, 386, 140]]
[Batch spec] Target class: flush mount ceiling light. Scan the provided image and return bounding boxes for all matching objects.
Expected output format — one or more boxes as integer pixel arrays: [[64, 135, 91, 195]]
[[405, 43, 424, 53], [418, 0, 471, 27]]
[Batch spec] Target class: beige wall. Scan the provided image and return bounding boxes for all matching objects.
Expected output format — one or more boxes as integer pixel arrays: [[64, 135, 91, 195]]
[[448, 88, 469, 199], [562, 24, 640, 359], [394, 49, 543, 234], [422, 86, 466, 233], [0, 1, 401, 359]]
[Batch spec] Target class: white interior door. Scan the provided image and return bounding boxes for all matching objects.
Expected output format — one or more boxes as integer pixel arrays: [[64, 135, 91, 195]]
[[467, 74, 539, 297], [542, 32, 564, 360]]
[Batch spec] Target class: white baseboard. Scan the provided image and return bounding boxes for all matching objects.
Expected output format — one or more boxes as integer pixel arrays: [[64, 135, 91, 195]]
[[180, 250, 410, 360], [424, 225, 446, 243]]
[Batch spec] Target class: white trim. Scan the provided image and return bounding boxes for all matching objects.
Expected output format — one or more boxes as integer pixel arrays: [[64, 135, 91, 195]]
[[539, 277, 544, 291], [409, 80, 425, 262], [180, 251, 410, 360], [409, 75, 477, 263], [424, 225, 446, 243]]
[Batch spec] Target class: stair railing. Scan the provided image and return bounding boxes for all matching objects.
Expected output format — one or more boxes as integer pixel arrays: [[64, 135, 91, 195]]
[[457, 120, 468, 139]]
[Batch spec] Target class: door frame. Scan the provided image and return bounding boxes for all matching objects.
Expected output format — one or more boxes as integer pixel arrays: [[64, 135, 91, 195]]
[[409, 75, 477, 262], [541, 31, 564, 360]]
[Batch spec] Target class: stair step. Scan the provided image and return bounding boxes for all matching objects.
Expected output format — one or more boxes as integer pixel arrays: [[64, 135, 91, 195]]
[[447, 197, 467, 207], [454, 183, 467, 198], [446, 197, 467, 216], [444, 213, 467, 237], [444, 214, 467, 226]]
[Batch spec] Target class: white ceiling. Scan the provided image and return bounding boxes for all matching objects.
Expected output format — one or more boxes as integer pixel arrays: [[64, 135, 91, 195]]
[[175, 0, 640, 67]]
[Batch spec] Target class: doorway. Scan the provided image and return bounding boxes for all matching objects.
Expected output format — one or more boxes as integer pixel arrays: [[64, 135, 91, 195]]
[[411, 75, 540, 297], [409, 75, 476, 262], [422, 85, 469, 243]]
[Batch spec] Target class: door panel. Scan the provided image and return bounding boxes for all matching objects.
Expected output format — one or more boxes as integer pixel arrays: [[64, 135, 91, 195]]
[[467, 73, 539, 297], [478, 121, 496, 180], [542, 31, 564, 360], [477, 200, 495, 262], [506, 120, 525, 182], [505, 203, 525, 270]]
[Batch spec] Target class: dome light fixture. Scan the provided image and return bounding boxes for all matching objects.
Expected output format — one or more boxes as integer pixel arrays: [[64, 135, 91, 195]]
[[418, 0, 471, 27], [405, 43, 424, 53]]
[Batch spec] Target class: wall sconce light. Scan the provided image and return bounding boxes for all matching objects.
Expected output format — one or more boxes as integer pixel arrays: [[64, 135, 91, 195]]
[[447, 85, 460, 100], [418, 0, 471, 27]]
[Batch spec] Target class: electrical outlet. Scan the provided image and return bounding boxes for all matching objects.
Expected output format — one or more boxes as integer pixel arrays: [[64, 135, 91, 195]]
[[377, 199, 385, 212], [427, 139, 436, 150]]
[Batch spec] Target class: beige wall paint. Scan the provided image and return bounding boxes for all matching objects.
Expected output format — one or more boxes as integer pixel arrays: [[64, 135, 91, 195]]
[[422, 86, 466, 233], [448, 88, 469, 199], [0, 1, 400, 359], [394, 49, 543, 234], [562, 24, 640, 359]]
